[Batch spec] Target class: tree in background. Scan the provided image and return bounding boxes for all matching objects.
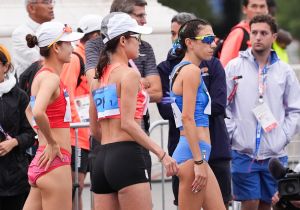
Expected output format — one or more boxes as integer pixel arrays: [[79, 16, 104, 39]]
[[158, 0, 241, 39], [158, 0, 300, 41], [276, 0, 300, 40]]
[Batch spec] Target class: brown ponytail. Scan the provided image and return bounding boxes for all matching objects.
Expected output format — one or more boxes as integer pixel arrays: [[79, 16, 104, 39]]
[[25, 33, 54, 58], [95, 32, 131, 79], [26, 34, 38, 48]]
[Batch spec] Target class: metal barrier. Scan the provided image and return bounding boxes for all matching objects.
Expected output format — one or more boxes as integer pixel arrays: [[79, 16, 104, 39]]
[[70, 122, 90, 210], [149, 120, 169, 210]]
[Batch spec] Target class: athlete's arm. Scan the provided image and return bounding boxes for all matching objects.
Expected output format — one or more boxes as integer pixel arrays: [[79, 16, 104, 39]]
[[89, 80, 101, 142]]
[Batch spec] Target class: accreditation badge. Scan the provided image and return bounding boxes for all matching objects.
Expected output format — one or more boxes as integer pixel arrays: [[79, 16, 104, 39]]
[[252, 102, 278, 132], [75, 95, 90, 122]]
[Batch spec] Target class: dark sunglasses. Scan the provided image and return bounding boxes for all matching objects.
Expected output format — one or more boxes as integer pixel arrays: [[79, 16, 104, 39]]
[[129, 34, 142, 42]]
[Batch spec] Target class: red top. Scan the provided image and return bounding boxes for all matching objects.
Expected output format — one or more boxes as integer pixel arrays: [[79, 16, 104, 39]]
[[98, 63, 148, 120], [32, 67, 70, 128], [220, 20, 251, 67]]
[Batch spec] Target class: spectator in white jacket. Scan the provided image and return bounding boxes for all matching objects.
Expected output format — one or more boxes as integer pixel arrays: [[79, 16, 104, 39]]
[[12, 0, 55, 79], [225, 14, 300, 210]]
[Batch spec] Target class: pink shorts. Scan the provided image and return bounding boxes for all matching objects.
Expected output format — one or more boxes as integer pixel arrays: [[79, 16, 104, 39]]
[[28, 146, 71, 185]]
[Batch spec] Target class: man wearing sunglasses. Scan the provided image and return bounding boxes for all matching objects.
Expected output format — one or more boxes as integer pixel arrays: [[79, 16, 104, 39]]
[[157, 12, 232, 210], [12, 0, 55, 80]]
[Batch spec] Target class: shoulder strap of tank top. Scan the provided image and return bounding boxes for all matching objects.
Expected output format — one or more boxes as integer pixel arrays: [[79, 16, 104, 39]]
[[170, 61, 192, 89], [100, 63, 122, 86], [33, 67, 55, 79]]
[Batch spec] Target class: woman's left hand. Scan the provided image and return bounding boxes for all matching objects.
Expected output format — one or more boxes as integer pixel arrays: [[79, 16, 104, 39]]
[[0, 137, 18, 156], [161, 154, 179, 177], [192, 163, 208, 193], [37, 143, 62, 170]]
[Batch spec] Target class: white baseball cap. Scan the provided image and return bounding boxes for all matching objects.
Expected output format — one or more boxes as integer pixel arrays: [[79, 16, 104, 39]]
[[36, 21, 84, 48], [78, 14, 103, 34], [101, 12, 152, 44]]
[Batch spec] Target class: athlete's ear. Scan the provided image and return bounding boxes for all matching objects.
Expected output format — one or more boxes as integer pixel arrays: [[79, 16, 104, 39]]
[[185, 37, 193, 49], [52, 42, 60, 54], [119, 36, 126, 46]]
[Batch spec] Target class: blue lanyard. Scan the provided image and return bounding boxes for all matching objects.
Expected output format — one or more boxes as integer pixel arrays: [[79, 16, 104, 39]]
[[254, 65, 268, 158]]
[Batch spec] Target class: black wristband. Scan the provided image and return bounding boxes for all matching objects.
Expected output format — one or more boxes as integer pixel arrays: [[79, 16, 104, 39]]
[[194, 160, 204, 165], [159, 152, 166, 162]]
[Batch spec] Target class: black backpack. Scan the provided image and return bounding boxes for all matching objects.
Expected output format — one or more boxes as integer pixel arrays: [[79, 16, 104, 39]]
[[19, 60, 42, 96], [72, 51, 85, 88], [213, 26, 250, 58]]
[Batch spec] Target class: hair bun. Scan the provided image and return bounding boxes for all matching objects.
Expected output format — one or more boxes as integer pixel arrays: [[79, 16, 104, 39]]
[[26, 34, 38, 48]]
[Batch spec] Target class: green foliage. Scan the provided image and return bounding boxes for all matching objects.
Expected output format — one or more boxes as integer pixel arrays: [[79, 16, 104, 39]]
[[158, 0, 300, 40], [271, 0, 300, 40], [157, 0, 216, 23], [157, 0, 242, 38]]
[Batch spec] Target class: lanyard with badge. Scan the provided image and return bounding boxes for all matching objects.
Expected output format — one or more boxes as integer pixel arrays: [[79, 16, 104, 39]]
[[74, 95, 90, 122], [251, 64, 278, 158]]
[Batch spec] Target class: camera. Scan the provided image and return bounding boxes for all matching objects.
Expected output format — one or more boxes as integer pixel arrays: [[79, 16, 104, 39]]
[[278, 170, 300, 201], [269, 158, 300, 210], [269, 158, 300, 201]]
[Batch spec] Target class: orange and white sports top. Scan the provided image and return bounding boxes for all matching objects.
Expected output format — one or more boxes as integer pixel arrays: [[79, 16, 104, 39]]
[[92, 63, 148, 120]]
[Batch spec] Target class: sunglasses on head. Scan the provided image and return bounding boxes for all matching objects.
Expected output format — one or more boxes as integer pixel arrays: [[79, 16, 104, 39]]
[[191, 35, 215, 44], [48, 24, 73, 48], [31, 0, 55, 5], [129, 34, 142, 42]]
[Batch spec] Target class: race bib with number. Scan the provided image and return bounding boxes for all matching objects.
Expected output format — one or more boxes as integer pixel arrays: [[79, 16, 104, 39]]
[[204, 90, 212, 115], [202, 82, 211, 115], [63, 89, 72, 122], [171, 100, 183, 128], [29, 96, 37, 127], [93, 84, 120, 119], [141, 89, 149, 115]]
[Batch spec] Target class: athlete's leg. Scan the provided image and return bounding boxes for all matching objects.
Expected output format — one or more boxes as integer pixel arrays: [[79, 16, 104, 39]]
[[23, 187, 42, 210], [93, 193, 120, 210], [178, 160, 225, 210], [118, 182, 152, 210], [37, 165, 72, 210]]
